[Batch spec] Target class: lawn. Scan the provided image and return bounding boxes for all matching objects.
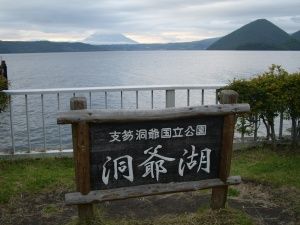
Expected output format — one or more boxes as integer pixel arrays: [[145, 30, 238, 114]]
[[0, 157, 74, 203], [0, 146, 299, 225], [231, 146, 300, 188]]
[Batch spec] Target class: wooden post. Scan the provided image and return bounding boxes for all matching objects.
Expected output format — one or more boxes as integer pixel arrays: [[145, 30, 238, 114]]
[[254, 114, 258, 142], [70, 97, 94, 222], [279, 112, 283, 139], [1, 60, 7, 80], [211, 90, 238, 209]]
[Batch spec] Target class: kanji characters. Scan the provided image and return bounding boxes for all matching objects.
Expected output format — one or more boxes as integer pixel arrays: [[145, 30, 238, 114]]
[[138, 145, 175, 181], [102, 155, 134, 185], [148, 128, 160, 140], [178, 145, 212, 176], [107, 124, 207, 143]]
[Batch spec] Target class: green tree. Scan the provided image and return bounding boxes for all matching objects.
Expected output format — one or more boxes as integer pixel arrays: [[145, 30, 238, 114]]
[[282, 72, 300, 145], [225, 65, 289, 147], [252, 65, 287, 145]]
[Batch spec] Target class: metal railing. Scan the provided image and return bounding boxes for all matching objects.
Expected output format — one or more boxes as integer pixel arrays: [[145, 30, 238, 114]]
[[1, 84, 224, 156]]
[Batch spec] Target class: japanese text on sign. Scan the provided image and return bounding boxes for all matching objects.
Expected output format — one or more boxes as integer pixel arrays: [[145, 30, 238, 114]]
[[109, 125, 206, 143], [101, 144, 211, 185]]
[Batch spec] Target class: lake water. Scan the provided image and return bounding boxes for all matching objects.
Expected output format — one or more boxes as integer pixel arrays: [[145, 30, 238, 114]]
[[0, 51, 300, 153]]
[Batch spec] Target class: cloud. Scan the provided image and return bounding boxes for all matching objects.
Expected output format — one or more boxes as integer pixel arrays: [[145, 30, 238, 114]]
[[0, 0, 299, 42]]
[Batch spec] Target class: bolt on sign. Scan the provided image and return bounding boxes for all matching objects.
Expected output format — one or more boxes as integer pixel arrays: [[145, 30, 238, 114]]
[[57, 90, 250, 221]]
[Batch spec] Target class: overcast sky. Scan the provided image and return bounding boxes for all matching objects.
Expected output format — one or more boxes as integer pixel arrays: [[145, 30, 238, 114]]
[[0, 0, 299, 43]]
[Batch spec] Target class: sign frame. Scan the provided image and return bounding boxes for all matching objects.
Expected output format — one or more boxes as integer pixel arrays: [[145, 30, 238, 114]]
[[57, 90, 250, 221]]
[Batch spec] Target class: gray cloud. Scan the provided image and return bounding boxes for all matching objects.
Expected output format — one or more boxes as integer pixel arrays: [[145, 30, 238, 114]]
[[0, 0, 299, 42]]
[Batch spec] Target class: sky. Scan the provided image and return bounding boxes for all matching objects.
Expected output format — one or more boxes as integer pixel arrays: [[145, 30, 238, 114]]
[[0, 0, 299, 43]]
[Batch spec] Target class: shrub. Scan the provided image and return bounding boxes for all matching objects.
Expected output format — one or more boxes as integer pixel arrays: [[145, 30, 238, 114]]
[[224, 65, 300, 146]]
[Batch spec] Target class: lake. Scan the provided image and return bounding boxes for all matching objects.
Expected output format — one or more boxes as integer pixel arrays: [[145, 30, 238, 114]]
[[0, 51, 300, 153]]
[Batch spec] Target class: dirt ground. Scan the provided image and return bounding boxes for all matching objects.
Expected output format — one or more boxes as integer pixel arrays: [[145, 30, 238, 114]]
[[0, 181, 299, 225]]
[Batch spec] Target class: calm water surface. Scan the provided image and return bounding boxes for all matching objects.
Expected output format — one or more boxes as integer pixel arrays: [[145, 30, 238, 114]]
[[0, 51, 299, 152], [3, 51, 300, 89]]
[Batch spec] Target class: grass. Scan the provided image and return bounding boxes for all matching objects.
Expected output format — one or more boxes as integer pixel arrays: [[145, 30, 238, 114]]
[[0, 146, 299, 204], [41, 203, 62, 218], [231, 146, 300, 188], [0, 146, 299, 225], [0, 157, 74, 203], [228, 187, 240, 197], [66, 207, 253, 225]]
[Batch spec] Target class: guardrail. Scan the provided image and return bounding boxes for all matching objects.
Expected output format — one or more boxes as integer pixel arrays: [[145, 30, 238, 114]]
[[1, 84, 224, 156]]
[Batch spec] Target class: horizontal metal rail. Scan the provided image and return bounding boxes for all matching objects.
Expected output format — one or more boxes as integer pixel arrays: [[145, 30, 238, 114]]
[[2, 83, 290, 158], [1, 84, 225, 157], [3, 84, 225, 95]]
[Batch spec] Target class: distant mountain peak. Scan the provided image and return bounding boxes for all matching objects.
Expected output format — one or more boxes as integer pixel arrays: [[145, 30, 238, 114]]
[[207, 18, 299, 50], [83, 33, 138, 45]]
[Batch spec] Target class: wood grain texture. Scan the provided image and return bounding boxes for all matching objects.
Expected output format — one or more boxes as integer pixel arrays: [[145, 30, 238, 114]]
[[65, 176, 241, 205], [211, 90, 238, 209], [58, 104, 250, 124], [70, 97, 94, 220]]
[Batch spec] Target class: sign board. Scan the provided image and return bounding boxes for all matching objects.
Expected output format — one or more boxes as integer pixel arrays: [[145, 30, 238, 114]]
[[90, 116, 223, 190], [57, 94, 250, 220]]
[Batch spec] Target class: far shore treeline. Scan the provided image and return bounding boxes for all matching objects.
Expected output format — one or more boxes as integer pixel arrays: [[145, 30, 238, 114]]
[[1, 19, 300, 54]]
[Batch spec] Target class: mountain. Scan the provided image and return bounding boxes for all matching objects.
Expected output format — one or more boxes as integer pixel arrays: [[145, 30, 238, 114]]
[[98, 37, 220, 50], [83, 33, 138, 45], [291, 31, 300, 41], [208, 19, 300, 50], [0, 41, 101, 53], [0, 37, 219, 53]]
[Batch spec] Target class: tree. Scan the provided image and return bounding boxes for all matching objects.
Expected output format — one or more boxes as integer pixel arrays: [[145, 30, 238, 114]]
[[224, 65, 289, 148], [282, 72, 300, 145], [251, 65, 287, 145]]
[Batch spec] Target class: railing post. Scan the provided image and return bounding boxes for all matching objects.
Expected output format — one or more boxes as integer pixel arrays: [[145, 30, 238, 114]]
[[9, 95, 15, 154], [25, 94, 31, 153], [105, 91, 108, 109], [120, 91, 123, 109], [211, 90, 238, 209], [166, 89, 175, 108], [70, 97, 94, 222], [151, 90, 154, 109], [136, 91, 139, 109], [57, 93, 62, 151], [279, 112, 283, 139], [187, 89, 190, 106], [215, 89, 219, 104], [41, 94, 46, 151], [254, 114, 258, 142], [241, 116, 245, 143]]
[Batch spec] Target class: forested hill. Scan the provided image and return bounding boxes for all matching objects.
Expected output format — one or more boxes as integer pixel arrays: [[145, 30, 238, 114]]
[[207, 19, 300, 50], [0, 41, 99, 53], [0, 38, 219, 54], [291, 30, 300, 41]]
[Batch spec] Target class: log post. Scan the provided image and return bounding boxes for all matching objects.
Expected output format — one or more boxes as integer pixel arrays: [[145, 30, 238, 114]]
[[211, 90, 238, 209], [70, 97, 94, 222], [1, 60, 7, 80], [0, 60, 8, 90]]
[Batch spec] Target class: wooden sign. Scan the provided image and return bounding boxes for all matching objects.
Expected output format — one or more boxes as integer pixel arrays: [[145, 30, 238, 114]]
[[57, 90, 250, 221], [90, 116, 223, 190]]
